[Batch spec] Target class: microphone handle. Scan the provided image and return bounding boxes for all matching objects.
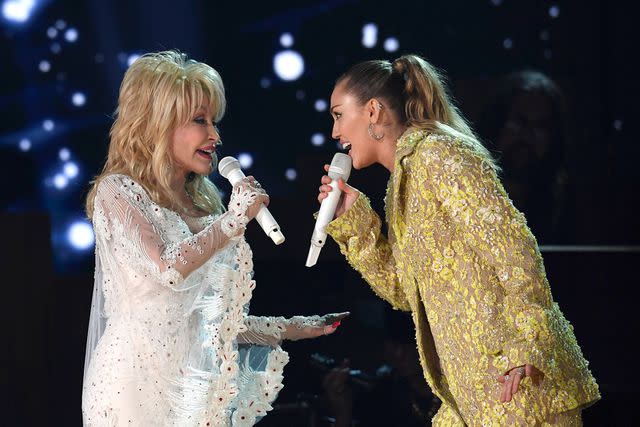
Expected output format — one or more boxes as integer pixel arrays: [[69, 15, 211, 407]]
[[311, 178, 341, 246]]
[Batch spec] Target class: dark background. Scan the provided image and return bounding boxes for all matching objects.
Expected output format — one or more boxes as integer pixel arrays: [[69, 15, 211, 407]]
[[1, 0, 638, 425]]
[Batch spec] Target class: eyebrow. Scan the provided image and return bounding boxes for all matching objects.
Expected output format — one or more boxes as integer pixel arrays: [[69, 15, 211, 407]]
[[330, 104, 342, 112]]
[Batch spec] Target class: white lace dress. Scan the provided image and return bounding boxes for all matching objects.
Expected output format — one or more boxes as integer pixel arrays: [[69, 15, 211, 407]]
[[82, 174, 320, 426]]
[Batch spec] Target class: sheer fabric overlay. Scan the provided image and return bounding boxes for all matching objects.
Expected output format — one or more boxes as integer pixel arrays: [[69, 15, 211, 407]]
[[82, 174, 315, 426]]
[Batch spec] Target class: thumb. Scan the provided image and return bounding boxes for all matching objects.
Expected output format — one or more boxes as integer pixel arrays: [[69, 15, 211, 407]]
[[338, 179, 353, 194]]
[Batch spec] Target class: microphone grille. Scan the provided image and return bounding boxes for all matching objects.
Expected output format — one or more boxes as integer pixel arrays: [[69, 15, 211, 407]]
[[218, 156, 240, 178], [329, 153, 352, 181]]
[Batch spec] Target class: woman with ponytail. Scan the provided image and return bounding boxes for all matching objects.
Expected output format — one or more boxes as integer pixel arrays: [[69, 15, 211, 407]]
[[317, 55, 599, 425]]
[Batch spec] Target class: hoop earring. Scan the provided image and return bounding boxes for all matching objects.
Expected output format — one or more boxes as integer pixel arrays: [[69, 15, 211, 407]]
[[368, 123, 384, 141]]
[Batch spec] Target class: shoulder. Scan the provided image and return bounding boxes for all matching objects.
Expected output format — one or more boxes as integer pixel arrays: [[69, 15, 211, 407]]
[[95, 173, 152, 203]]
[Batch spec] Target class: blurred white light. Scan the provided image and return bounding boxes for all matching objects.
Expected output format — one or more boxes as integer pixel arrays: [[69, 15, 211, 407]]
[[296, 90, 305, 100], [59, 147, 70, 161], [50, 42, 61, 54], [127, 53, 141, 67], [43, 119, 54, 131], [19, 138, 31, 151], [311, 133, 325, 146], [260, 77, 271, 88], [2, 0, 35, 23], [72, 92, 86, 106], [490, 0, 502, 5], [503, 38, 513, 49], [549, 5, 560, 18], [238, 153, 253, 169], [39, 60, 50, 72], [383, 37, 400, 52], [362, 23, 378, 48], [273, 50, 305, 81], [53, 173, 68, 189], [63, 161, 79, 178], [68, 221, 94, 250], [613, 119, 623, 131], [280, 32, 294, 48], [64, 27, 78, 42], [47, 27, 57, 38], [314, 99, 328, 112], [285, 168, 297, 181], [55, 19, 66, 30]]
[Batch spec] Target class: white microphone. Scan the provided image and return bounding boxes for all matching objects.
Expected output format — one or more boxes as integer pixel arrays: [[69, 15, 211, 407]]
[[306, 153, 352, 267], [218, 156, 285, 245]]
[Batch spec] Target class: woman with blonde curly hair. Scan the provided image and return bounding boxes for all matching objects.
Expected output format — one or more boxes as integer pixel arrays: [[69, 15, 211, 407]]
[[317, 55, 599, 425], [82, 50, 346, 426]]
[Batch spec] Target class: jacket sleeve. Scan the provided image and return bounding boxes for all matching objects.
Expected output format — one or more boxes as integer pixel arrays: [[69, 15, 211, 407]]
[[424, 138, 560, 377], [325, 194, 411, 311]]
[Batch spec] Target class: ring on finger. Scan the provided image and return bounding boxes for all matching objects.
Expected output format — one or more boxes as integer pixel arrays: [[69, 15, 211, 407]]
[[516, 367, 525, 377], [504, 374, 510, 382]]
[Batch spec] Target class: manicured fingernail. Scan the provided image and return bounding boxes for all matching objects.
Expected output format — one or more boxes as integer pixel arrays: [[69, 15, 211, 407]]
[[332, 321, 341, 328]]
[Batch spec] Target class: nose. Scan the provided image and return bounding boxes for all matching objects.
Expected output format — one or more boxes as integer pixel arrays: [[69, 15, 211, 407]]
[[208, 124, 220, 143], [331, 122, 340, 140]]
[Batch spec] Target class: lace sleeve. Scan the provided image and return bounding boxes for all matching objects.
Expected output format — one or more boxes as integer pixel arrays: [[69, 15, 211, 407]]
[[93, 174, 253, 289], [238, 313, 346, 346]]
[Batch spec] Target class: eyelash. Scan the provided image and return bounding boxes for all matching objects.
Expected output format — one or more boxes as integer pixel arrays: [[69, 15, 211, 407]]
[[194, 117, 218, 128], [333, 112, 341, 119]]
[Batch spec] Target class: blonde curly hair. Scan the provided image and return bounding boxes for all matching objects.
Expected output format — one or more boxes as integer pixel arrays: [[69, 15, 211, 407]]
[[85, 50, 225, 219]]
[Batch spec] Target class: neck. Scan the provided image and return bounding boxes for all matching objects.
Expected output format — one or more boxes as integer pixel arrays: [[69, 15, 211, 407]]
[[378, 124, 407, 172]]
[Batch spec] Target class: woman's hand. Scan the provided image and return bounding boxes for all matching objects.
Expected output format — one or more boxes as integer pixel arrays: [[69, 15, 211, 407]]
[[497, 364, 544, 402], [283, 312, 350, 341], [235, 176, 269, 221], [318, 164, 359, 219]]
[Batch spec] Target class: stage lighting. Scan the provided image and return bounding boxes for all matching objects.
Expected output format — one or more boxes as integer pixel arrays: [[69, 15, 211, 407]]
[[314, 99, 327, 112], [311, 133, 325, 146], [238, 152, 253, 169], [490, 0, 502, 6], [53, 173, 68, 189], [362, 23, 378, 48], [285, 168, 297, 181], [19, 138, 31, 151], [47, 27, 57, 38], [64, 27, 78, 42], [43, 119, 54, 131], [55, 19, 65, 29], [64, 162, 79, 179], [68, 221, 94, 250], [384, 37, 399, 52], [50, 42, 61, 54], [39, 60, 50, 72], [503, 38, 513, 49], [280, 33, 294, 48], [260, 77, 271, 88], [72, 92, 86, 107], [2, 0, 35, 23], [549, 5, 560, 18], [273, 50, 304, 81], [59, 147, 70, 161], [613, 120, 623, 131], [127, 53, 141, 67]]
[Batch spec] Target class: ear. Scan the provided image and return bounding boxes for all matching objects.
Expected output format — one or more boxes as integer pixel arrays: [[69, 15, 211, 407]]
[[366, 98, 383, 123]]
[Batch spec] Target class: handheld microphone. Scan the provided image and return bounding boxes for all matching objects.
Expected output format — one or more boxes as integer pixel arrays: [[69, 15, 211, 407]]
[[218, 156, 285, 245], [305, 153, 352, 267]]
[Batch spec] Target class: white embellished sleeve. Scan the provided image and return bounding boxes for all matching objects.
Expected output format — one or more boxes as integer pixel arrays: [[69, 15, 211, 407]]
[[238, 313, 347, 346], [93, 175, 256, 289]]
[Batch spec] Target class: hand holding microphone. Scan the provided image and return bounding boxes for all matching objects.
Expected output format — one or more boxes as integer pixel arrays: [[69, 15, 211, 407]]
[[306, 153, 355, 267], [219, 156, 285, 245]]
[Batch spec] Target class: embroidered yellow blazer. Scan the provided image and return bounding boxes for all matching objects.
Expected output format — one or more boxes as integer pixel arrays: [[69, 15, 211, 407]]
[[325, 129, 599, 425]]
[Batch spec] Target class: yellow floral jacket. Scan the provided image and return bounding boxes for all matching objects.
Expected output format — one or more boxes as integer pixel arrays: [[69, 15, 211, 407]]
[[326, 129, 599, 425]]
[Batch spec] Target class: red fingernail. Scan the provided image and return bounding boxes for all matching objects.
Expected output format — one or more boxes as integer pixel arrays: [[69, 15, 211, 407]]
[[332, 321, 341, 328]]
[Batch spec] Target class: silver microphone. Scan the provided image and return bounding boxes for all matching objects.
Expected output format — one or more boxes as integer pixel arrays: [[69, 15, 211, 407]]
[[306, 153, 352, 267], [218, 156, 285, 245]]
